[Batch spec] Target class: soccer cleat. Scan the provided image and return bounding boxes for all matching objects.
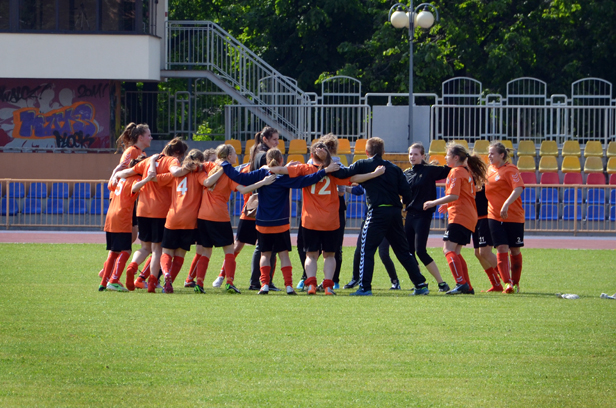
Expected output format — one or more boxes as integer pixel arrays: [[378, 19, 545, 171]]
[[503, 283, 515, 294], [296, 279, 305, 290], [286, 286, 297, 295], [147, 277, 157, 293], [446, 283, 470, 295], [212, 276, 224, 288], [438, 282, 451, 292], [349, 288, 372, 296], [466, 288, 475, 295], [481, 285, 503, 293], [316, 283, 324, 293], [333, 282, 340, 290], [600, 293, 615, 299], [324, 287, 337, 296], [269, 283, 281, 292], [163, 276, 174, 294], [98, 285, 106, 292], [184, 280, 196, 288], [344, 279, 360, 289], [134, 278, 147, 289], [513, 284, 520, 293], [106, 282, 128, 292], [194, 285, 206, 294], [307, 284, 317, 295], [258, 284, 269, 295], [410, 284, 429, 296], [390, 280, 401, 290], [225, 283, 241, 294], [248, 284, 261, 291]]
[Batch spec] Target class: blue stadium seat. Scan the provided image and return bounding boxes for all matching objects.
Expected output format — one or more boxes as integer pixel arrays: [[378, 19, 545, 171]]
[[347, 200, 365, 218], [291, 200, 299, 217], [436, 186, 445, 199], [539, 204, 558, 220], [1, 198, 18, 215], [50, 183, 69, 199], [610, 206, 616, 222], [586, 188, 605, 204], [521, 188, 536, 204], [8, 182, 25, 198], [586, 205, 605, 221], [68, 198, 88, 214], [90, 199, 109, 215], [73, 183, 92, 199], [23, 198, 42, 214], [46, 198, 64, 214], [523, 203, 536, 220], [563, 188, 583, 204], [95, 183, 111, 199], [562, 205, 582, 221], [29, 182, 47, 199], [611, 189, 616, 205], [291, 189, 302, 202], [348, 191, 364, 202], [540, 188, 558, 204]]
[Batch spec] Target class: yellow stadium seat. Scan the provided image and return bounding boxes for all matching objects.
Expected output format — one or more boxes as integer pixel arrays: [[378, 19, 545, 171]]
[[607, 157, 616, 174], [517, 156, 536, 172], [562, 140, 581, 157], [430, 154, 447, 166], [538, 156, 558, 173], [225, 139, 241, 154], [288, 139, 307, 154], [473, 140, 490, 155], [352, 154, 368, 163], [583, 156, 604, 173], [607, 141, 616, 158], [501, 140, 513, 151], [452, 140, 469, 150], [334, 155, 349, 167], [245, 139, 255, 155], [354, 138, 368, 154], [517, 140, 536, 157], [428, 140, 447, 156], [277, 141, 286, 154], [243, 154, 251, 164], [561, 156, 581, 173], [539, 140, 558, 157], [286, 154, 305, 164], [337, 139, 352, 155], [584, 141, 604, 157]]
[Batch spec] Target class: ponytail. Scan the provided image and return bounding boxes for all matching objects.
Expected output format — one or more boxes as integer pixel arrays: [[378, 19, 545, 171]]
[[161, 137, 188, 158], [116, 122, 149, 153], [266, 148, 283, 167], [447, 142, 487, 188]]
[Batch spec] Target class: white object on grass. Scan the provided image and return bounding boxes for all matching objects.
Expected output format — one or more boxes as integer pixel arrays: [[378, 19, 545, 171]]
[[557, 293, 580, 299]]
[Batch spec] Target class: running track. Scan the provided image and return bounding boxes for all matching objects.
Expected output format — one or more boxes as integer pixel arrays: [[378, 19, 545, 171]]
[[1, 230, 614, 249]]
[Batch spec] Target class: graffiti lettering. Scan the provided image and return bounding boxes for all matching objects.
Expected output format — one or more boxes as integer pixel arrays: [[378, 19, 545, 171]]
[[77, 83, 109, 99], [13, 102, 99, 139], [0, 83, 53, 104], [54, 130, 96, 148]]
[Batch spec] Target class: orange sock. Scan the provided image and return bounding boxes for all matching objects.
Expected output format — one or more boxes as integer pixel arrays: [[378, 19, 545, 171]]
[[187, 254, 201, 282], [281, 266, 293, 287], [109, 251, 130, 284], [485, 267, 502, 289], [322, 279, 334, 289], [445, 251, 466, 284], [170, 256, 185, 283], [195, 255, 210, 287], [160, 253, 173, 278], [304, 276, 317, 288], [219, 251, 240, 278], [510, 253, 523, 285], [100, 252, 119, 286], [139, 257, 152, 280], [125, 261, 139, 291], [497, 253, 512, 285], [458, 254, 472, 290], [260, 266, 271, 286], [224, 253, 237, 284]]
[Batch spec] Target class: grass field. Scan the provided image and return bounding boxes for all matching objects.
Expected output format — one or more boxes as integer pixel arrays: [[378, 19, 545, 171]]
[[0, 243, 615, 407]]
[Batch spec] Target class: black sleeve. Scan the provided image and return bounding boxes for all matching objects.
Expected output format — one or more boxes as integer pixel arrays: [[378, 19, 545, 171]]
[[397, 167, 413, 205], [330, 161, 364, 179], [431, 165, 451, 181]]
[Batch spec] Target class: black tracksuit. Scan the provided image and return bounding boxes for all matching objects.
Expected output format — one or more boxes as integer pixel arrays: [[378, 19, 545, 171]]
[[332, 155, 427, 291]]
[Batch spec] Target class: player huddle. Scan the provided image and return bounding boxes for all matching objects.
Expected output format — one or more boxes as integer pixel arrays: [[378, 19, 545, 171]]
[[98, 122, 525, 297]]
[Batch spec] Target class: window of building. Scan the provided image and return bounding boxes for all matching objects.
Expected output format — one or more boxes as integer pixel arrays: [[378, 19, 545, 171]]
[[19, 0, 57, 30], [0, 0, 9, 30], [101, 0, 135, 32], [58, 0, 98, 31]]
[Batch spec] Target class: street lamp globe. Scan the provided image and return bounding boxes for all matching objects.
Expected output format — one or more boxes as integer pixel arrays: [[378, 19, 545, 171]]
[[415, 10, 435, 29], [390, 10, 408, 29]]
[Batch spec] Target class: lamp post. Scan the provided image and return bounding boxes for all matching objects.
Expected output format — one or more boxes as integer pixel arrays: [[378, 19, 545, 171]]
[[388, 2, 439, 145]]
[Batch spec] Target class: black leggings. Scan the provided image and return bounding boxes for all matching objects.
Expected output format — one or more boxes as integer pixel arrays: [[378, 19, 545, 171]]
[[404, 212, 434, 266], [351, 225, 399, 283]]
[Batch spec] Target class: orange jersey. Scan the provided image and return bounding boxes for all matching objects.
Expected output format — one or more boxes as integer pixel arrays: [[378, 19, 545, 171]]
[[118, 146, 143, 170], [104, 176, 141, 233], [288, 163, 350, 231], [485, 163, 525, 223], [256, 224, 290, 234], [132, 156, 180, 218], [158, 171, 203, 230], [198, 162, 238, 222], [445, 166, 478, 232]]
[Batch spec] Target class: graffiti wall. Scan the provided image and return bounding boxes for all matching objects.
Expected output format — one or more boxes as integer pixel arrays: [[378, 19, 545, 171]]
[[0, 79, 115, 149]]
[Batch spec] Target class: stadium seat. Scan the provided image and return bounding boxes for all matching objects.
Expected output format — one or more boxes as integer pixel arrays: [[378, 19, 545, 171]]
[[68, 198, 88, 214], [334, 155, 349, 167], [8, 182, 25, 198], [90, 199, 109, 215], [540, 188, 558, 204], [244, 139, 255, 155], [561, 156, 581, 173], [337, 138, 352, 155], [1, 198, 19, 215], [23, 198, 42, 214], [291, 189, 302, 202], [521, 188, 536, 204], [586, 173, 606, 185], [517, 140, 536, 157], [523, 203, 536, 220], [243, 154, 251, 164], [586, 205, 605, 221], [517, 156, 536, 172], [287, 154, 305, 164], [28, 182, 47, 199], [538, 156, 558, 173], [225, 139, 242, 154], [587, 188, 605, 204], [436, 186, 446, 199], [346, 200, 365, 219], [430, 154, 447, 166], [501, 140, 514, 152], [610, 189, 616, 205], [562, 140, 581, 157], [354, 138, 368, 154], [540, 172, 560, 184], [611, 174, 616, 185], [428, 140, 447, 156], [473, 140, 490, 155], [288, 139, 307, 154], [277, 141, 286, 154], [539, 140, 558, 157], [290, 200, 299, 217], [45, 198, 64, 214], [539, 204, 558, 220], [607, 141, 616, 158], [520, 172, 537, 184], [583, 156, 604, 173], [584, 141, 604, 157], [563, 173, 583, 185], [607, 158, 616, 174], [563, 188, 583, 205], [352, 154, 368, 163], [50, 183, 69, 199], [610, 206, 616, 222], [562, 205, 582, 221], [73, 182, 92, 199], [452, 140, 469, 150], [95, 183, 111, 199]]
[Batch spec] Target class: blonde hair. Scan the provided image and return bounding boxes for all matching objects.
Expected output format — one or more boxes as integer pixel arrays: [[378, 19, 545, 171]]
[[215, 144, 235, 160], [447, 143, 487, 188], [489, 141, 513, 163], [319, 133, 338, 155], [266, 148, 283, 167]]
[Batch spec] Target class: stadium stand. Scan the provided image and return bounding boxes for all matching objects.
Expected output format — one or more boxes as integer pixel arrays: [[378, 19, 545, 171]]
[[562, 140, 581, 157], [539, 140, 558, 157], [584, 141, 604, 157], [225, 139, 241, 154]]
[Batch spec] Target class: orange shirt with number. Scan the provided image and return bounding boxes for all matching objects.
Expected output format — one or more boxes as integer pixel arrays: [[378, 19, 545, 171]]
[[485, 163, 525, 223], [157, 171, 203, 230], [132, 156, 180, 218], [105, 176, 142, 233], [445, 166, 478, 232], [197, 162, 239, 222]]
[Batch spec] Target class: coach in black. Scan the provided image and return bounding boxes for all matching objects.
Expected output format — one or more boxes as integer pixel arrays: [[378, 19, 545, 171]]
[[331, 137, 429, 296]]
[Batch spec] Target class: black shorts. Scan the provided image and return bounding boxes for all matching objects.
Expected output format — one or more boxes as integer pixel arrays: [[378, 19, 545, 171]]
[[132, 205, 138, 226], [106, 232, 132, 252], [197, 219, 234, 248], [162, 228, 197, 251], [137, 217, 166, 243], [257, 230, 292, 253], [236, 218, 257, 245], [488, 219, 525, 248], [472, 218, 493, 249], [443, 223, 472, 246], [302, 227, 338, 253]]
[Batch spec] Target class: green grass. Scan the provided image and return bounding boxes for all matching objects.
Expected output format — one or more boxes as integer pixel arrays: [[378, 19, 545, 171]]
[[0, 243, 615, 407]]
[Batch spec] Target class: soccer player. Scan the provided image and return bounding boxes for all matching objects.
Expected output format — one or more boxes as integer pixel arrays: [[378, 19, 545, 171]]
[[472, 188, 503, 292], [485, 141, 525, 294]]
